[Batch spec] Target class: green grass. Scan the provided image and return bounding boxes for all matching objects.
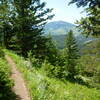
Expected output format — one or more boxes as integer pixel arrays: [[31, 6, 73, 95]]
[[5, 50, 100, 100], [0, 56, 16, 100]]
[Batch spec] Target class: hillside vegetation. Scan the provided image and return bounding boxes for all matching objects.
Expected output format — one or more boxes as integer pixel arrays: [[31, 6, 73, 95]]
[[0, 0, 100, 100], [0, 48, 16, 100], [44, 21, 95, 49], [5, 50, 100, 100]]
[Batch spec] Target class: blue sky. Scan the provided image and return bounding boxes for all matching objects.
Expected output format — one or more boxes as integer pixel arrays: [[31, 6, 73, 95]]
[[42, 0, 86, 24]]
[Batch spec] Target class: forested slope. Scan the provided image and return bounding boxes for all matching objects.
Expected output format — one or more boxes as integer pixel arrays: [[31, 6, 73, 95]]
[[5, 50, 100, 100], [0, 48, 16, 100]]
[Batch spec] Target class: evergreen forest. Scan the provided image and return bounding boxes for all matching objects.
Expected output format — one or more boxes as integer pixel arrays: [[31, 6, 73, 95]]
[[0, 0, 100, 100]]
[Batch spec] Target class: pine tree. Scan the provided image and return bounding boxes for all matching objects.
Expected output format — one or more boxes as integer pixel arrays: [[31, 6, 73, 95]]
[[0, 0, 10, 47], [9, 0, 54, 57], [65, 30, 79, 78], [0, 0, 14, 48], [69, 0, 100, 36], [44, 35, 58, 65], [69, 0, 100, 8]]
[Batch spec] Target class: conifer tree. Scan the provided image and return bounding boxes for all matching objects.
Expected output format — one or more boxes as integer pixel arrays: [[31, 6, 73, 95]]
[[69, 0, 100, 36], [0, 0, 11, 47], [65, 30, 79, 78], [9, 0, 54, 57], [44, 35, 58, 65]]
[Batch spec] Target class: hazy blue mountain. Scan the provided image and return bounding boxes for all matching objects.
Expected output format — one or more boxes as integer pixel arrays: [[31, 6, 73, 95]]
[[45, 21, 75, 30], [44, 21, 79, 36], [44, 21, 94, 49], [52, 34, 94, 49]]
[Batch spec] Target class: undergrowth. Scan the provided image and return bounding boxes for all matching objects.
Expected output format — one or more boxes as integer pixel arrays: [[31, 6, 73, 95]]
[[0, 56, 16, 100], [5, 50, 100, 100]]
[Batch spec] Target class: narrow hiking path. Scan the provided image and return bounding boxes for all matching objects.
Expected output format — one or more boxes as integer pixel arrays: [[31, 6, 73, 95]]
[[5, 55, 31, 100]]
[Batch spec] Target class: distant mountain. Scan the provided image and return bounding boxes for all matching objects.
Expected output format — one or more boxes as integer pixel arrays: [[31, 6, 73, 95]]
[[44, 21, 79, 36], [52, 34, 94, 49], [44, 21, 94, 49], [45, 21, 75, 29]]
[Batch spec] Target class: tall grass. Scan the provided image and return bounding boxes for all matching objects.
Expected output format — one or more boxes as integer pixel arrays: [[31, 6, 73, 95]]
[[0, 57, 16, 100], [5, 50, 100, 100]]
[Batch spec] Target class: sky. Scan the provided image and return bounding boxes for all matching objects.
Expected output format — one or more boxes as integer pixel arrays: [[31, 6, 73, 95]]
[[42, 0, 87, 24]]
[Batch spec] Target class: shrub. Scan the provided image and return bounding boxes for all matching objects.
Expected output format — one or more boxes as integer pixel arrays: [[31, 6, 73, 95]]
[[41, 61, 67, 79], [6, 51, 100, 100], [76, 55, 100, 88], [0, 47, 4, 58], [0, 58, 14, 100], [27, 51, 41, 68]]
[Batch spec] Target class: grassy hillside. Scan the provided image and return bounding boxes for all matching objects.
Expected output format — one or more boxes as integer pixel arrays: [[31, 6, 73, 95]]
[[0, 48, 16, 100], [5, 50, 100, 100]]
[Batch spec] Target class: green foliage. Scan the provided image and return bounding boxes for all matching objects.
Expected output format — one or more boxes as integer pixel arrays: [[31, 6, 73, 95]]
[[28, 51, 66, 79], [0, 0, 13, 48], [82, 40, 100, 58], [69, 0, 100, 36], [0, 47, 4, 58], [0, 58, 14, 100], [6, 50, 100, 100], [76, 55, 100, 88], [27, 35, 60, 66], [44, 36, 59, 65], [0, 0, 54, 57], [75, 40, 100, 88], [41, 60, 67, 79], [9, 0, 54, 57], [27, 48, 67, 79], [65, 30, 79, 78], [27, 51, 41, 68], [42, 61, 59, 78], [69, 0, 100, 8]]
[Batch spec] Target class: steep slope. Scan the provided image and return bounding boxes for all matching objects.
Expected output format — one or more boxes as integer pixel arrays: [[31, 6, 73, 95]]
[[5, 50, 100, 100]]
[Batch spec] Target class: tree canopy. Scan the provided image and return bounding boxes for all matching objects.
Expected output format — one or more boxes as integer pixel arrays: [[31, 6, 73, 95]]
[[69, 0, 100, 36], [65, 30, 79, 78], [0, 0, 54, 57]]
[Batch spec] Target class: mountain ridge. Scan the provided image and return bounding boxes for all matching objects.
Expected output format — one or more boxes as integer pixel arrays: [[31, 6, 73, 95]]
[[44, 21, 77, 35], [44, 21, 93, 49]]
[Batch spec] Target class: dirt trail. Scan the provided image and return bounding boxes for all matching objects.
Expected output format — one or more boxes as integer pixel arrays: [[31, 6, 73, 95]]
[[5, 55, 31, 100]]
